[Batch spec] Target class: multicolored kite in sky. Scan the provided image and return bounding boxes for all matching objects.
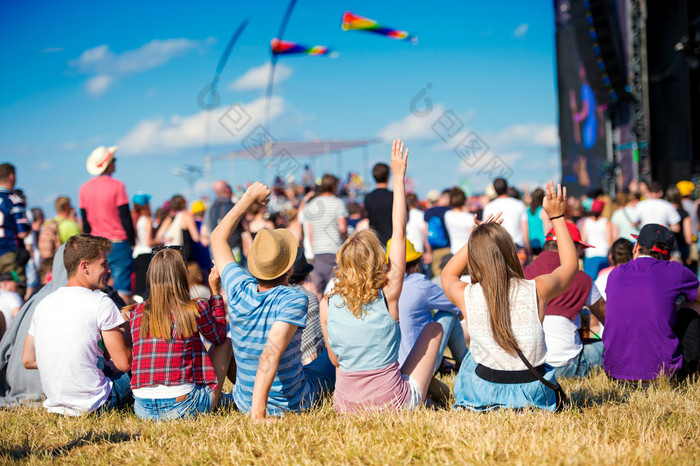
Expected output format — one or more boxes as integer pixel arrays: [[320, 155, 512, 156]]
[[271, 38, 336, 57], [341, 11, 417, 44]]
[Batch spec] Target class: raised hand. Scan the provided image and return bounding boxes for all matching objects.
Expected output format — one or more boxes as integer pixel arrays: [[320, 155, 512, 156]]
[[542, 181, 566, 219], [245, 182, 271, 206], [474, 211, 503, 226], [390, 139, 408, 180], [208, 266, 221, 295]]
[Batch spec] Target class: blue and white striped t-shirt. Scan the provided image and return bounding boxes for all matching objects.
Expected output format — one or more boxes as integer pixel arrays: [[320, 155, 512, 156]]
[[222, 262, 312, 415]]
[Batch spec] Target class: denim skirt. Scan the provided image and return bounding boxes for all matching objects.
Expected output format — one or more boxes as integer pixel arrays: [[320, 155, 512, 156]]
[[453, 352, 558, 412]]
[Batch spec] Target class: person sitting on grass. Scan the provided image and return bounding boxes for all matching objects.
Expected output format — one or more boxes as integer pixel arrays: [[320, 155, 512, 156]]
[[443, 182, 577, 411], [210, 182, 336, 422], [603, 223, 700, 383], [524, 222, 606, 379], [21, 234, 132, 415], [321, 139, 447, 413], [127, 246, 236, 420], [388, 238, 467, 374]]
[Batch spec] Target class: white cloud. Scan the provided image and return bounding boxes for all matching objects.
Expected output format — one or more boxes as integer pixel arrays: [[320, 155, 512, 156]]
[[69, 38, 206, 96], [229, 62, 292, 91], [488, 123, 558, 149], [118, 96, 285, 154], [514, 23, 529, 38], [378, 104, 453, 141], [86, 75, 115, 96]]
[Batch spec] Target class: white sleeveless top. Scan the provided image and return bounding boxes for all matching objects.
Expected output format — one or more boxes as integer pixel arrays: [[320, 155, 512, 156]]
[[164, 211, 185, 246], [465, 278, 546, 370], [583, 217, 609, 258], [132, 216, 153, 258]]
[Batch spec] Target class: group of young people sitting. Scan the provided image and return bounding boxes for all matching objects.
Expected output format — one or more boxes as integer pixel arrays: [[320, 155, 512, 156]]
[[17, 139, 700, 420]]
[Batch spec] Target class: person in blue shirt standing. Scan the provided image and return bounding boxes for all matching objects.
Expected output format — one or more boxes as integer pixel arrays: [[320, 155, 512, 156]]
[[389, 238, 467, 373], [0, 164, 30, 295]]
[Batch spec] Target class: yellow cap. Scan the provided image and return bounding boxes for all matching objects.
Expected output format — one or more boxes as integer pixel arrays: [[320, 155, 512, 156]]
[[676, 180, 694, 197], [386, 238, 422, 263], [190, 200, 206, 214]]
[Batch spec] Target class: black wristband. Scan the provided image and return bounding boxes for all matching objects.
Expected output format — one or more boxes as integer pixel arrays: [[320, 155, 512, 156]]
[[549, 214, 564, 221]]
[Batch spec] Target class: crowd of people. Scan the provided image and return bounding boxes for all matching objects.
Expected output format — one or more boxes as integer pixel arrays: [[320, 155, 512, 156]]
[[0, 139, 699, 419]]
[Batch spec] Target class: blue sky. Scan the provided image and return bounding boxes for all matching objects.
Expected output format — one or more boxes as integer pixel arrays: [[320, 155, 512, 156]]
[[0, 1, 559, 215]]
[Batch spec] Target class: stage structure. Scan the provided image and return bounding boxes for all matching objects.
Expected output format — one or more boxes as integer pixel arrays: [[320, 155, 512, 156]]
[[205, 139, 380, 188], [555, 0, 700, 196]]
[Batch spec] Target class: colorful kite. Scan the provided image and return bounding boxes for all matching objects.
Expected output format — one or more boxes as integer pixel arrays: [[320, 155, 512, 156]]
[[341, 11, 417, 44], [271, 38, 336, 57]]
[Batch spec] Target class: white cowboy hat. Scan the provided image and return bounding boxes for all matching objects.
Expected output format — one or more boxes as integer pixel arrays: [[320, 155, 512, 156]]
[[86, 145, 118, 176]]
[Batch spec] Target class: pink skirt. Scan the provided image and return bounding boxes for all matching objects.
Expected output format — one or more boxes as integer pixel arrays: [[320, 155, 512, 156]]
[[333, 362, 411, 414]]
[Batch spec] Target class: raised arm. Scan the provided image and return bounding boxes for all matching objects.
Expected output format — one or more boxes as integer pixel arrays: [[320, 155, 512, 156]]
[[211, 182, 271, 275], [383, 139, 409, 320], [534, 182, 578, 320]]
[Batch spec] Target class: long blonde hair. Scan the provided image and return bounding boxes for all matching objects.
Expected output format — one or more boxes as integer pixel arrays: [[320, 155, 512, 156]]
[[331, 230, 388, 318], [141, 248, 199, 339], [467, 223, 525, 355]]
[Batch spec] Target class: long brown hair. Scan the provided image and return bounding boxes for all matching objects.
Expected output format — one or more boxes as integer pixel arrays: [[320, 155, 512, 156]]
[[332, 230, 388, 318], [141, 248, 199, 339], [467, 223, 525, 354]]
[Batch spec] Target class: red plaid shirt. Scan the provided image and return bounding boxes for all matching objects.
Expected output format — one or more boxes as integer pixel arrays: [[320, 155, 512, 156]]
[[130, 295, 227, 391]]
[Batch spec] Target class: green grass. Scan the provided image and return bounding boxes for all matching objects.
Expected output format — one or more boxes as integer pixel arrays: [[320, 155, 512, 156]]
[[2, 371, 700, 464]]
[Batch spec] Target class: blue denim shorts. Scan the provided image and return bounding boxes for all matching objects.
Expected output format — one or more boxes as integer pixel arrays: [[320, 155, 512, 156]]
[[108, 240, 134, 295], [134, 385, 217, 420]]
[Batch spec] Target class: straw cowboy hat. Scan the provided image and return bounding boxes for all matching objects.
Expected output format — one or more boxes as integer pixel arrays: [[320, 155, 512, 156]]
[[248, 229, 298, 281], [86, 145, 118, 176]]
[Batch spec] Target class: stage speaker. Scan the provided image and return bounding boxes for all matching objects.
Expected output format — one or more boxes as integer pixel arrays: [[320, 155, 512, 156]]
[[570, 0, 629, 104]]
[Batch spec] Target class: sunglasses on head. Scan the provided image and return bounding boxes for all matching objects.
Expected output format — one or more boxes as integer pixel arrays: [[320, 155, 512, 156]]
[[151, 245, 184, 258]]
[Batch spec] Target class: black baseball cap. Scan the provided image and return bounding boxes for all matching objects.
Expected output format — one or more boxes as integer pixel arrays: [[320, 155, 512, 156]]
[[632, 223, 675, 255]]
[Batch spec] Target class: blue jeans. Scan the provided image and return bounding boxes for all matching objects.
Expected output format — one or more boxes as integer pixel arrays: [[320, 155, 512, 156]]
[[583, 256, 608, 280], [554, 340, 604, 379], [134, 385, 229, 420], [302, 348, 336, 405], [433, 310, 469, 372], [97, 371, 133, 413], [109, 240, 134, 295]]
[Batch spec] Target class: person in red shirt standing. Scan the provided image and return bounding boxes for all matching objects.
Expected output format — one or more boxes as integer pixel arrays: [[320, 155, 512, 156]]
[[79, 146, 135, 304]]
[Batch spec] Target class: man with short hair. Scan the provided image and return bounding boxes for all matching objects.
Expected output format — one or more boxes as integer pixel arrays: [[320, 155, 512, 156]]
[[0, 163, 30, 291], [603, 223, 700, 382], [22, 234, 132, 415], [38, 196, 80, 261], [630, 182, 681, 232], [208, 180, 245, 264], [364, 162, 393, 246], [79, 146, 135, 303], [524, 222, 606, 378], [482, 177, 530, 256], [211, 182, 335, 421], [302, 174, 348, 295]]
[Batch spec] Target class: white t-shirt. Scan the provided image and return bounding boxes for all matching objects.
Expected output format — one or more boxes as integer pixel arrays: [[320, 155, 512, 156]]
[[28, 287, 125, 416], [406, 208, 426, 253], [444, 210, 475, 254], [582, 217, 609, 258], [302, 195, 348, 255], [542, 283, 601, 367], [482, 197, 528, 247], [0, 289, 22, 330], [630, 199, 681, 228]]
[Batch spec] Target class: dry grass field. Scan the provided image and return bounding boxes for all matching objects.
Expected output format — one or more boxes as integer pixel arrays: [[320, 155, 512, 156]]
[[2, 370, 700, 464]]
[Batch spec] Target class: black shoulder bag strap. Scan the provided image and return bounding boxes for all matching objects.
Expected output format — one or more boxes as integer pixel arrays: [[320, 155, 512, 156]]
[[515, 349, 570, 412]]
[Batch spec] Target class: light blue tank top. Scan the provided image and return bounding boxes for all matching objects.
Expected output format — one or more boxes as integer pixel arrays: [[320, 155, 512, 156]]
[[326, 291, 401, 372]]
